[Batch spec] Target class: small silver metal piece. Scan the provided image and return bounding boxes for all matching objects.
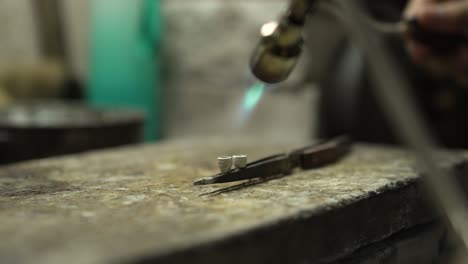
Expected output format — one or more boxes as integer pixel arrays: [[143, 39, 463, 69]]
[[233, 154, 248, 169], [217, 156, 233, 174]]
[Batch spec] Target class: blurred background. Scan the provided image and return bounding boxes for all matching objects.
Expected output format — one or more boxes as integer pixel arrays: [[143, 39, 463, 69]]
[[2, 2, 468, 262], [0, 0, 348, 163]]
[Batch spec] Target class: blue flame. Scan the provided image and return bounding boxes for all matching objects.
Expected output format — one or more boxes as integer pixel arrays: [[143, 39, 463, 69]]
[[242, 81, 265, 112], [234, 81, 267, 128]]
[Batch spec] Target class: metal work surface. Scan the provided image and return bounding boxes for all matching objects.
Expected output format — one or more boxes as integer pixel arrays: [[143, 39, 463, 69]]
[[0, 139, 463, 263]]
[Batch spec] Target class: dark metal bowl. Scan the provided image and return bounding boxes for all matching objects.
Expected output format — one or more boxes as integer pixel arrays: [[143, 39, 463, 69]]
[[0, 100, 144, 164]]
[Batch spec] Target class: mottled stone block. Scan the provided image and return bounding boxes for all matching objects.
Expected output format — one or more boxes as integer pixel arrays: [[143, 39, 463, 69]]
[[0, 139, 464, 263]]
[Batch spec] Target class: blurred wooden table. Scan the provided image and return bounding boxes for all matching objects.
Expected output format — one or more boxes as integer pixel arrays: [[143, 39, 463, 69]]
[[0, 138, 465, 264]]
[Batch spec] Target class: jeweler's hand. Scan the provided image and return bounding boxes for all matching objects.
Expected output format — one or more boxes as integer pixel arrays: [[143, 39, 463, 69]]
[[403, 0, 468, 84]]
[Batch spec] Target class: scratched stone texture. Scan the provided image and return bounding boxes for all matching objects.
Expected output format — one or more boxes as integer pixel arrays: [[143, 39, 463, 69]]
[[0, 139, 463, 263]]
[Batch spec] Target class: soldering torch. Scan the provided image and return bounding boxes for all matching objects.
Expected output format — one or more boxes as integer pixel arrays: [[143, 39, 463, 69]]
[[250, 0, 468, 84]]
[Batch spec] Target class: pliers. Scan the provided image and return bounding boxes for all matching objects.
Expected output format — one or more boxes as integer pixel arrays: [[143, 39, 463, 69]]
[[193, 136, 352, 186]]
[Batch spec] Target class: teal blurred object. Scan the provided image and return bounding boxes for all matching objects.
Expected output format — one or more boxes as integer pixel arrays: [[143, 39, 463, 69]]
[[88, 0, 162, 141]]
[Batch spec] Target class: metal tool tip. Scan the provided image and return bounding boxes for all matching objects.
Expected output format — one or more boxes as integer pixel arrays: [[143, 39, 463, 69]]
[[193, 177, 216, 186]]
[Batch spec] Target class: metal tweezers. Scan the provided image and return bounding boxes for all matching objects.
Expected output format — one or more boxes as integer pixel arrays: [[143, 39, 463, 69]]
[[193, 136, 352, 186]]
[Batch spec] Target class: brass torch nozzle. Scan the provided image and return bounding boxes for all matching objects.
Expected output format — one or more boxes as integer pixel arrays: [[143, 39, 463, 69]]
[[250, 19, 303, 83], [250, 0, 313, 83]]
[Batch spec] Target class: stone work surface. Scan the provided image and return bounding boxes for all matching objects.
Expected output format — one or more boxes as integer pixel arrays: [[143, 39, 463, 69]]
[[0, 139, 462, 263]]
